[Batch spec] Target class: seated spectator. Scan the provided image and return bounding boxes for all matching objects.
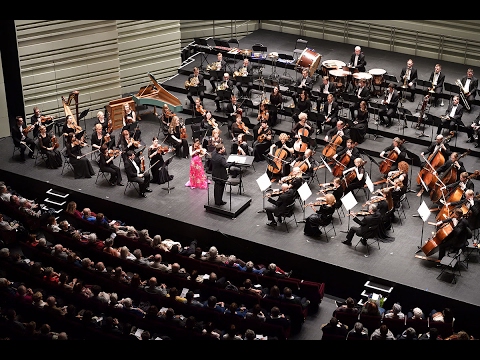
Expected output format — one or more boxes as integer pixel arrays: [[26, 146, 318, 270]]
[[0, 184, 12, 202], [129, 273, 146, 290], [383, 302, 405, 319], [418, 327, 442, 340], [224, 302, 248, 318], [137, 229, 153, 247], [202, 321, 222, 340], [334, 297, 360, 316], [202, 271, 227, 289], [110, 266, 130, 284], [36, 238, 51, 253], [263, 263, 292, 278], [281, 286, 310, 309], [201, 246, 228, 263], [32, 291, 47, 308], [158, 307, 186, 328], [65, 201, 83, 218], [103, 238, 121, 257], [189, 246, 204, 260], [143, 277, 168, 296], [93, 212, 112, 230], [51, 244, 69, 260], [43, 266, 60, 284], [243, 328, 258, 341], [265, 285, 282, 301], [149, 253, 171, 272], [14, 284, 34, 305], [266, 306, 291, 329], [429, 307, 454, 324], [170, 262, 190, 279], [82, 207, 96, 222], [321, 316, 348, 337], [132, 249, 153, 266], [370, 324, 395, 340], [407, 307, 425, 320], [203, 295, 225, 313], [234, 260, 266, 275], [185, 290, 203, 307], [346, 321, 369, 340], [58, 272, 76, 292], [158, 238, 183, 252], [94, 261, 108, 274], [222, 323, 243, 340], [119, 246, 136, 261], [58, 220, 76, 237], [116, 297, 145, 318], [246, 303, 267, 323], [444, 330, 473, 340], [80, 257, 95, 271], [0, 213, 20, 231], [166, 286, 187, 304], [224, 254, 246, 268], [396, 327, 418, 340], [239, 278, 267, 297], [44, 295, 67, 317], [46, 216, 61, 232], [361, 299, 384, 316]]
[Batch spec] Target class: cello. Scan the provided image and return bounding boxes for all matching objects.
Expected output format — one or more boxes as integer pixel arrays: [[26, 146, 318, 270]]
[[331, 143, 357, 178], [421, 221, 454, 256], [322, 124, 349, 158], [430, 150, 470, 203], [378, 139, 405, 175], [416, 131, 454, 188], [267, 144, 289, 175]]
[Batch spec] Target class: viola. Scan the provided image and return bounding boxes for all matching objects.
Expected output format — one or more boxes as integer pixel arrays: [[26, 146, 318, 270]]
[[378, 139, 405, 174], [40, 115, 55, 123], [51, 136, 60, 149], [195, 104, 206, 116], [107, 119, 113, 133]]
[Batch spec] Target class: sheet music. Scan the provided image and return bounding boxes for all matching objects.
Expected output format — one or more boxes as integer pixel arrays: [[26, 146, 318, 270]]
[[227, 155, 246, 164]]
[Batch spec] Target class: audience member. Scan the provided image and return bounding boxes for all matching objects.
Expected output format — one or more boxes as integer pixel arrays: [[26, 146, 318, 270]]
[[370, 324, 395, 340], [346, 321, 369, 340]]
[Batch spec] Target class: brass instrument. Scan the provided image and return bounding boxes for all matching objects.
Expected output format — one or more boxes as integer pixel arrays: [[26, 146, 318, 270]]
[[455, 79, 471, 111], [402, 69, 409, 89], [207, 61, 221, 71], [428, 81, 436, 93], [217, 81, 228, 91], [185, 76, 199, 89], [233, 67, 247, 78]]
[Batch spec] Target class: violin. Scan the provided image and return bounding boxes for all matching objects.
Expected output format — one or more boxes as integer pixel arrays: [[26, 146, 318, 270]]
[[195, 103, 207, 116], [22, 124, 35, 136], [378, 139, 406, 174], [107, 119, 113, 134], [51, 136, 60, 149], [40, 115, 54, 123], [239, 121, 250, 134], [348, 211, 371, 217], [264, 188, 285, 198], [303, 200, 327, 211], [108, 149, 122, 158], [322, 124, 349, 158], [103, 133, 111, 144], [179, 118, 187, 139], [207, 116, 218, 129]]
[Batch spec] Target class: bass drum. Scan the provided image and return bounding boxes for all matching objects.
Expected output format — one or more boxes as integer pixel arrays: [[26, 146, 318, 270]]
[[296, 48, 322, 77]]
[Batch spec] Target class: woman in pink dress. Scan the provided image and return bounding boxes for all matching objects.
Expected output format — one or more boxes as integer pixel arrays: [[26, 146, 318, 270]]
[[185, 138, 208, 189]]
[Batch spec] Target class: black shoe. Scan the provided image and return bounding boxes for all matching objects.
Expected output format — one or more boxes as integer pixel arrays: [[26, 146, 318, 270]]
[[466, 138, 474, 143], [28, 153, 35, 159], [316, 129, 321, 135], [335, 300, 343, 308], [109, 181, 116, 186], [216, 201, 227, 206], [286, 270, 293, 278], [360, 238, 367, 246], [266, 221, 277, 227], [20, 157, 26, 162], [436, 263, 443, 268], [215, 108, 221, 112], [140, 193, 147, 198], [277, 217, 283, 223], [169, 175, 174, 180], [117, 182, 124, 186], [145, 188, 153, 193], [475, 143, 480, 148], [385, 124, 391, 128], [342, 240, 352, 246]]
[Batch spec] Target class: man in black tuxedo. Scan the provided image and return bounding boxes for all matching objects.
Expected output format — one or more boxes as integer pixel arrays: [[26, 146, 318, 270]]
[[428, 64, 445, 107], [11, 116, 35, 162], [399, 58, 418, 102], [235, 58, 254, 97], [459, 68, 478, 112], [265, 183, 297, 227], [318, 93, 340, 134], [378, 83, 399, 128], [208, 52, 227, 92], [435, 207, 472, 261], [293, 68, 313, 106], [210, 144, 234, 206], [124, 150, 152, 198], [349, 78, 371, 119], [348, 46, 367, 73], [437, 95, 464, 136], [214, 72, 234, 112], [342, 203, 382, 246], [186, 67, 205, 107]]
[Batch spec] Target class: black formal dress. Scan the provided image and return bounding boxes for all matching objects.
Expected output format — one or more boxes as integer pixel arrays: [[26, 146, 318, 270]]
[[304, 203, 335, 236], [66, 143, 95, 179], [98, 151, 123, 185], [38, 134, 62, 169], [148, 148, 173, 185]]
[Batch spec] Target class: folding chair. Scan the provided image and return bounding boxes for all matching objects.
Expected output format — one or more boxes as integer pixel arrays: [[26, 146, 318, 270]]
[[278, 202, 298, 232], [354, 225, 380, 256], [436, 249, 463, 284], [12, 143, 22, 160], [293, 39, 308, 61], [124, 177, 141, 196], [320, 220, 336, 242], [61, 149, 74, 176], [95, 161, 111, 185]]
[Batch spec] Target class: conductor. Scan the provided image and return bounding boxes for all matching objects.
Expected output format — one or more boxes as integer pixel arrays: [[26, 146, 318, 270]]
[[211, 144, 235, 206]]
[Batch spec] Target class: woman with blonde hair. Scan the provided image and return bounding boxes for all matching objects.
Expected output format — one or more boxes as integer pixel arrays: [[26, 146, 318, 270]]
[[167, 115, 189, 158], [304, 193, 336, 237]]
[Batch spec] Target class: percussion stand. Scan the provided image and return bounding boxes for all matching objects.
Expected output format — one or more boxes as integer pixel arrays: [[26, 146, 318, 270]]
[[268, 56, 280, 82], [397, 101, 408, 135], [198, 52, 210, 72], [369, 101, 383, 140]]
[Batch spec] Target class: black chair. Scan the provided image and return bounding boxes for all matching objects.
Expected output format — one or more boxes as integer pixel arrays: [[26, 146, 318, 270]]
[[293, 39, 308, 61], [124, 176, 141, 196], [354, 224, 381, 256], [436, 248, 463, 284], [95, 161, 111, 186], [278, 202, 298, 233], [61, 149, 74, 176], [382, 317, 406, 338], [34, 139, 48, 167], [405, 317, 430, 336]]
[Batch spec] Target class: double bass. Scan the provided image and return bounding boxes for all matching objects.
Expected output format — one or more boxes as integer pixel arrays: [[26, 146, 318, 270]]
[[416, 132, 454, 189], [322, 124, 349, 159], [421, 221, 454, 256], [430, 150, 470, 203]]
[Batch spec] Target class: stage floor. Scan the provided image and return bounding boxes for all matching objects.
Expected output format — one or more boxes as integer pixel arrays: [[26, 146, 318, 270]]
[[2, 29, 480, 317]]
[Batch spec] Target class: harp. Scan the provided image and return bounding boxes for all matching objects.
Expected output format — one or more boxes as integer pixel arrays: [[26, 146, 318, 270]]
[[61, 90, 79, 125]]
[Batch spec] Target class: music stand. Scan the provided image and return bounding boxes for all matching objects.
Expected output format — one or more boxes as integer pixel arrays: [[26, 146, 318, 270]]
[[297, 181, 312, 223], [368, 100, 384, 140], [209, 69, 224, 87], [189, 85, 207, 98], [278, 53, 294, 84], [340, 191, 357, 232], [78, 108, 90, 136], [237, 75, 253, 99], [251, 45, 267, 77], [256, 172, 272, 213], [161, 155, 175, 193], [415, 200, 432, 253]]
